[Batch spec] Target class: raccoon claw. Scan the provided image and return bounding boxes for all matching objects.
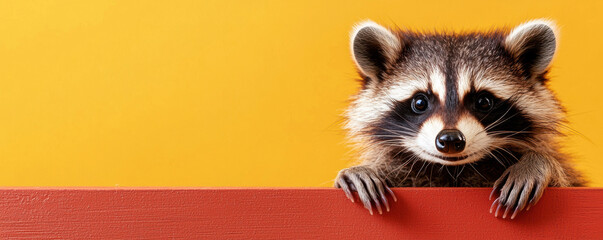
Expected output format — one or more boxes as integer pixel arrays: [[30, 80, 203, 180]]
[[334, 177, 355, 203], [490, 166, 548, 219], [335, 166, 396, 215]]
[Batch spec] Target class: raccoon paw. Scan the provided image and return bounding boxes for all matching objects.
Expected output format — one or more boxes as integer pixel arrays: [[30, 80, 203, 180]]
[[489, 163, 548, 219], [334, 166, 396, 215]]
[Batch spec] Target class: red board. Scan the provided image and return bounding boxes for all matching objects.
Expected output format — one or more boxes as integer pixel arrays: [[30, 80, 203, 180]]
[[0, 188, 601, 239]]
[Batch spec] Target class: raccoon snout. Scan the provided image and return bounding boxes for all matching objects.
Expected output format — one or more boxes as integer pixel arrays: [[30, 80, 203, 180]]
[[435, 129, 466, 154]]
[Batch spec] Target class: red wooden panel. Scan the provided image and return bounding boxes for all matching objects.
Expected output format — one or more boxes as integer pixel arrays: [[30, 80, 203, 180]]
[[0, 188, 601, 239]]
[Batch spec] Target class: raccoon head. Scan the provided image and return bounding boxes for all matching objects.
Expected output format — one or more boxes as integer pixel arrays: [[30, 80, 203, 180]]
[[346, 19, 563, 166]]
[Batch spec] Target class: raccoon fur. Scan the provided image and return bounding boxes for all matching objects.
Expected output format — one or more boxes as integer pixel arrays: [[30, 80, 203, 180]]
[[334, 19, 586, 219]]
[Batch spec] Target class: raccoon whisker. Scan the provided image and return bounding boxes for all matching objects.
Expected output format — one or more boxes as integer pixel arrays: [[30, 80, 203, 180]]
[[370, 138, 405, 148], [481, 85, 532, 131], [469, 134, 520, 165], [487, 133, 533, 139], [486, 129, 533, 140], [491, 146, 519, 162], [504, 141, 533, 151], [377, 132, 414, 138], [390, 161, 406, 179], [486, 132, 532, 139], [482, 85, 547, 130], [401, 157, 420, 182], [473, 111, 526, 142], [380, 127, 417, 135], [486, 150, 507, 168], [467, 131, 491, 144], [376, 144, 401, 148], [374, 140, 401, 144], [438, 164, 446, 173], [554, 122, 592, 143], [428, 163, 435, 187], [385, 125, 418, 134], [478, 97, 514, 124], [445, 166, 457, 182], [463, 135, 509, 166], [426, 162, 434, 177], [370, 135, 404, 140], [456, 165, 466, 180], [370, 135, 401, 139], [484, 111, 521, 132], [386, 113, 420, 131], [399, 154, 419, 171], [481, 111, 514, 133], [377, 145, 401, 149], [491, 137, 528, 150], [490, 148, 514, 166], [468, 163, 488, 181], [391, 148, 408, 160], [487, 130, 534, 135], [391, 160, 408, 180], [497, 138, 537, 151], [381, 146, 404, 151], [489, 152, 507, 168], [493, 127, 534, 146], [374, 141, 404, 148], [389, 151, 415, 178], [477, 93, 519, 123], [377, 166, 388, 180], [415, 160, 428, 180]]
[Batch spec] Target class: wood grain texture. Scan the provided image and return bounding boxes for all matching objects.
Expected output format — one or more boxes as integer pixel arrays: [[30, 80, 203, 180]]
[[0, 188, 601, 239]]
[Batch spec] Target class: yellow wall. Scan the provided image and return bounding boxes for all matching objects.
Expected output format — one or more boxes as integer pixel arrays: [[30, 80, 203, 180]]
[[0, 0, 601, 187]]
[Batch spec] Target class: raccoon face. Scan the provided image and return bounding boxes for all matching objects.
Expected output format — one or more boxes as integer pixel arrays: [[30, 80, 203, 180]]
[[346, 20, 563, 166]]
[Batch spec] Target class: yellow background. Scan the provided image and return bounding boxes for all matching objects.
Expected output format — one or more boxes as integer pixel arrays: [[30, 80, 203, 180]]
[[0, 0, 601, 187]]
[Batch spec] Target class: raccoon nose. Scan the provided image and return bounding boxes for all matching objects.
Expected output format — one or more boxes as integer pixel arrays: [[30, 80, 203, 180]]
[[435, 129, 466, 154]]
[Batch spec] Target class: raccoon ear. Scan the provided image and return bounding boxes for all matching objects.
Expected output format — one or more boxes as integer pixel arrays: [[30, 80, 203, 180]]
[[351, 20, 402, 82], [504, 19, 558, 77]]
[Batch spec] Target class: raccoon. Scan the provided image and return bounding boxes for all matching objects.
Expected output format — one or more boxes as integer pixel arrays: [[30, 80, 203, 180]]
[[334, 19, 586, 219]]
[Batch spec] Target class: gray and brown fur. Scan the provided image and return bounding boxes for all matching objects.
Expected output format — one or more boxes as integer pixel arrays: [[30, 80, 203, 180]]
[[334, 19, 585, 219]]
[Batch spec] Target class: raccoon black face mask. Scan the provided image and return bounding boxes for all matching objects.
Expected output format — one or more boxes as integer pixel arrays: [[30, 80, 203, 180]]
[[335, 19, 585, 219]]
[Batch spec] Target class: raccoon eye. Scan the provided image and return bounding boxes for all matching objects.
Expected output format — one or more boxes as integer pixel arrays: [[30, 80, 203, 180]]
[[411, 93, 429, 113], [476, 94, 493, 112]]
